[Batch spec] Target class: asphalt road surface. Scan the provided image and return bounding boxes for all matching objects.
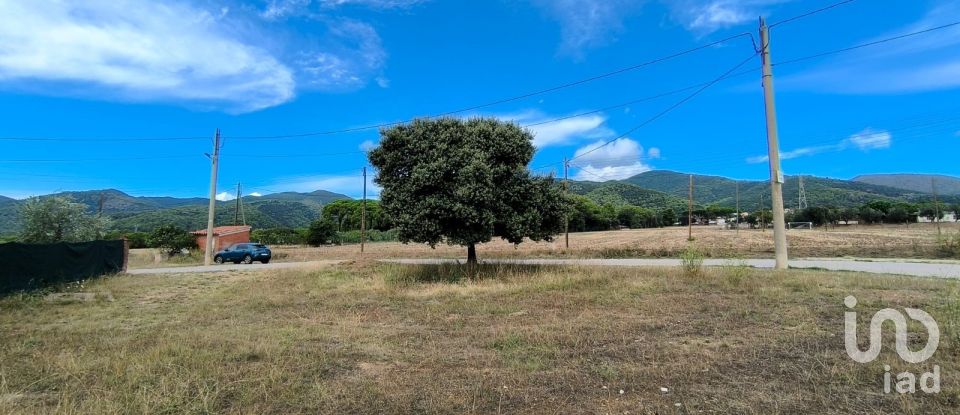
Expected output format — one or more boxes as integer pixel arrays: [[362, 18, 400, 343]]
[[128, 258, 960, 279]]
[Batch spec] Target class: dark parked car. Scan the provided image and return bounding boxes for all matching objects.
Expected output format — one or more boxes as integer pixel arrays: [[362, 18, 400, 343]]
[[214, 243, 272, 264]]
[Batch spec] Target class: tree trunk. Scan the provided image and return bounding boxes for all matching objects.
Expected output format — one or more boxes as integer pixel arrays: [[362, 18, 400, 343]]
[[467, 243, 477, 265]]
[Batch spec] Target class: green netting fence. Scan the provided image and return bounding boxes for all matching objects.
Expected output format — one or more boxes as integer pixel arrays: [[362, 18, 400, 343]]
[[0, 240, 126, 294]]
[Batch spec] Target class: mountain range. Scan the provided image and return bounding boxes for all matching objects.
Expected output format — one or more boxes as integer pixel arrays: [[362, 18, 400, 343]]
[[1, 172, 955, 236], [0, 189, 351, 235], [570, 171, 954, 212], [853, 174, 960, 195]]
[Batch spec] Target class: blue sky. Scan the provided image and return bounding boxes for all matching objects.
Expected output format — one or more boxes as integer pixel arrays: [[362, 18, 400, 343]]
[[1, 0, 958, 200]]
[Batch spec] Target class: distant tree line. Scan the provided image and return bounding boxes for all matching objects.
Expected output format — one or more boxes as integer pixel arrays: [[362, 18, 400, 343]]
[[784, 200, 956, 227]]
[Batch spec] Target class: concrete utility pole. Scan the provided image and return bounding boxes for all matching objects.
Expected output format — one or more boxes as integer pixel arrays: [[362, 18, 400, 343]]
[[235, 182, 242, 226], [564, 158, 570, 249], [204, 129, 221, 266], [759, 18, 789, 269], [361, 166, 367, 254], [688, 174, 694, 241]]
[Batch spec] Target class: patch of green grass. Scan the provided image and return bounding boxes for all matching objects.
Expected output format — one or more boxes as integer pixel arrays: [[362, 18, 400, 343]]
[[490, 332, 557, 372]]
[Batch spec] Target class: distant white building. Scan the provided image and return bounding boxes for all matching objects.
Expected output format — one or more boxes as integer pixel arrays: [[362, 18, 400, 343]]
[[918, 212, 956, 223]]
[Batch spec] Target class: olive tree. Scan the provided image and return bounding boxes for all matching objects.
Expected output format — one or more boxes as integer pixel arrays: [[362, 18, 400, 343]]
[[19, 196, 108, 243], [369, 117, 566, 264], [148, 225, 196, 256]]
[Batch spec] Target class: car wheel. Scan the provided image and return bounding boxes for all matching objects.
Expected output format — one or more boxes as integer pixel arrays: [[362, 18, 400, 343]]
[[214, 256, 224, 264], [261, 259, 270, 264], [243, 254, 253, 264]]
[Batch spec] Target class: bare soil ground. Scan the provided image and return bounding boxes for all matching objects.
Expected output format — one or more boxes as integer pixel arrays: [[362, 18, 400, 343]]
[[1, 263, 958, 413]]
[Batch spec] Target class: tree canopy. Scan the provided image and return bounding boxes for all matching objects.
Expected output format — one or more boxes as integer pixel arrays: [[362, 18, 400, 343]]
[[368, 117, 565, 263], [148, 225, 196, 256], [19, 196, 109, 244]]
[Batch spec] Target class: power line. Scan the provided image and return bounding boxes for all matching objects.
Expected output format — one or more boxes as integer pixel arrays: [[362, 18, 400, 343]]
[[570, 51, 759, 162], [0, 135, 209, 142], [0, 33, 752, 143], [769, 0, 859, 28], [774, 20, 960, 66], [0, 155, 200, 163], [220, 33, 753, 140]]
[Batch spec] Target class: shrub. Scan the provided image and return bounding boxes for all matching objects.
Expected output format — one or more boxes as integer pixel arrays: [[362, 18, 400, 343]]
[[937, 232, 960, 258], [336, 229, 399, 244], [251, 228, 306, 245], [680, 245, 704, 277], [148, 225, 196, 256], [306, 219, 336, 247]]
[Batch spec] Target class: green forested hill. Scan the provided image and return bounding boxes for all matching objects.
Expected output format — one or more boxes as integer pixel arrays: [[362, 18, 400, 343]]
[[854, 174, 960, 195], [0, 189, 352, 235], [2, 171, 954, 236], [110, 199, 326, 232], [578, 182, 688, 211], [614, 170, 930, 211]]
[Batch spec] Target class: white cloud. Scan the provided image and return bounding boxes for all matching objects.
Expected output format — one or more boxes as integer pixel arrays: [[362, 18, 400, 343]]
[[667, 1, 786, 33], [847, 128, 891, 150], [216, 191, 236, 201], [295, 20, 387, 91], [320, 0, 428, 9], [262, 0, 426, 19], [376, 76, 391, 88], [495, 110, 613, 147], [575, 163, 653, 181], [262, 0, 312, 19], [531, 0, 644, 58], [572, 138, 655, 181], [0, 1, 295, 113], [249, 192, 263, 197], [0, 1, 393, 112], [647, 147, 661, 159], [746, 128, 892, 163], [359, 139, 377, 151]]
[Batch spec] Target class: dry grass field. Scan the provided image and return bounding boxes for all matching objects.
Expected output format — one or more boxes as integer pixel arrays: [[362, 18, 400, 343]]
[[254, 223, 960, 264], [128, 223, 960, 270], [2, 262, 959, 413]]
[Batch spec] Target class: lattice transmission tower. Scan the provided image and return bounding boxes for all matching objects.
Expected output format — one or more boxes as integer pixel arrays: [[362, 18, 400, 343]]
[[798, 176, 808, 210]]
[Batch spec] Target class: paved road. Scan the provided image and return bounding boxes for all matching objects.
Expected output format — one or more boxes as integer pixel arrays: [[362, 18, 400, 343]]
[[384, 258, 960, 279], [127, 260, 343, 275]]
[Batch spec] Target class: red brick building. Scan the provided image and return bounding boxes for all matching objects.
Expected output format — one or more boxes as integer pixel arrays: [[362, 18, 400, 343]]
[[191, 226, 252, 252]]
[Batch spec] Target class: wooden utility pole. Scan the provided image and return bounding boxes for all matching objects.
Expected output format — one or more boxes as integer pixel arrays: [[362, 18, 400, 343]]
[[735, 181, 740, 236], [687, 174, 694, 241], [564, 158, 570, 249], [932, 178, 941, 237], [203, 129, 221, 266], [361, 166, 367, 254], [759, 18, 789, 269], [760, 193, 765, 232]]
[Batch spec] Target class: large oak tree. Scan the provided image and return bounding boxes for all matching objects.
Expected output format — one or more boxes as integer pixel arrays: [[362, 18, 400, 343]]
[[369, 117, 565, 264]]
